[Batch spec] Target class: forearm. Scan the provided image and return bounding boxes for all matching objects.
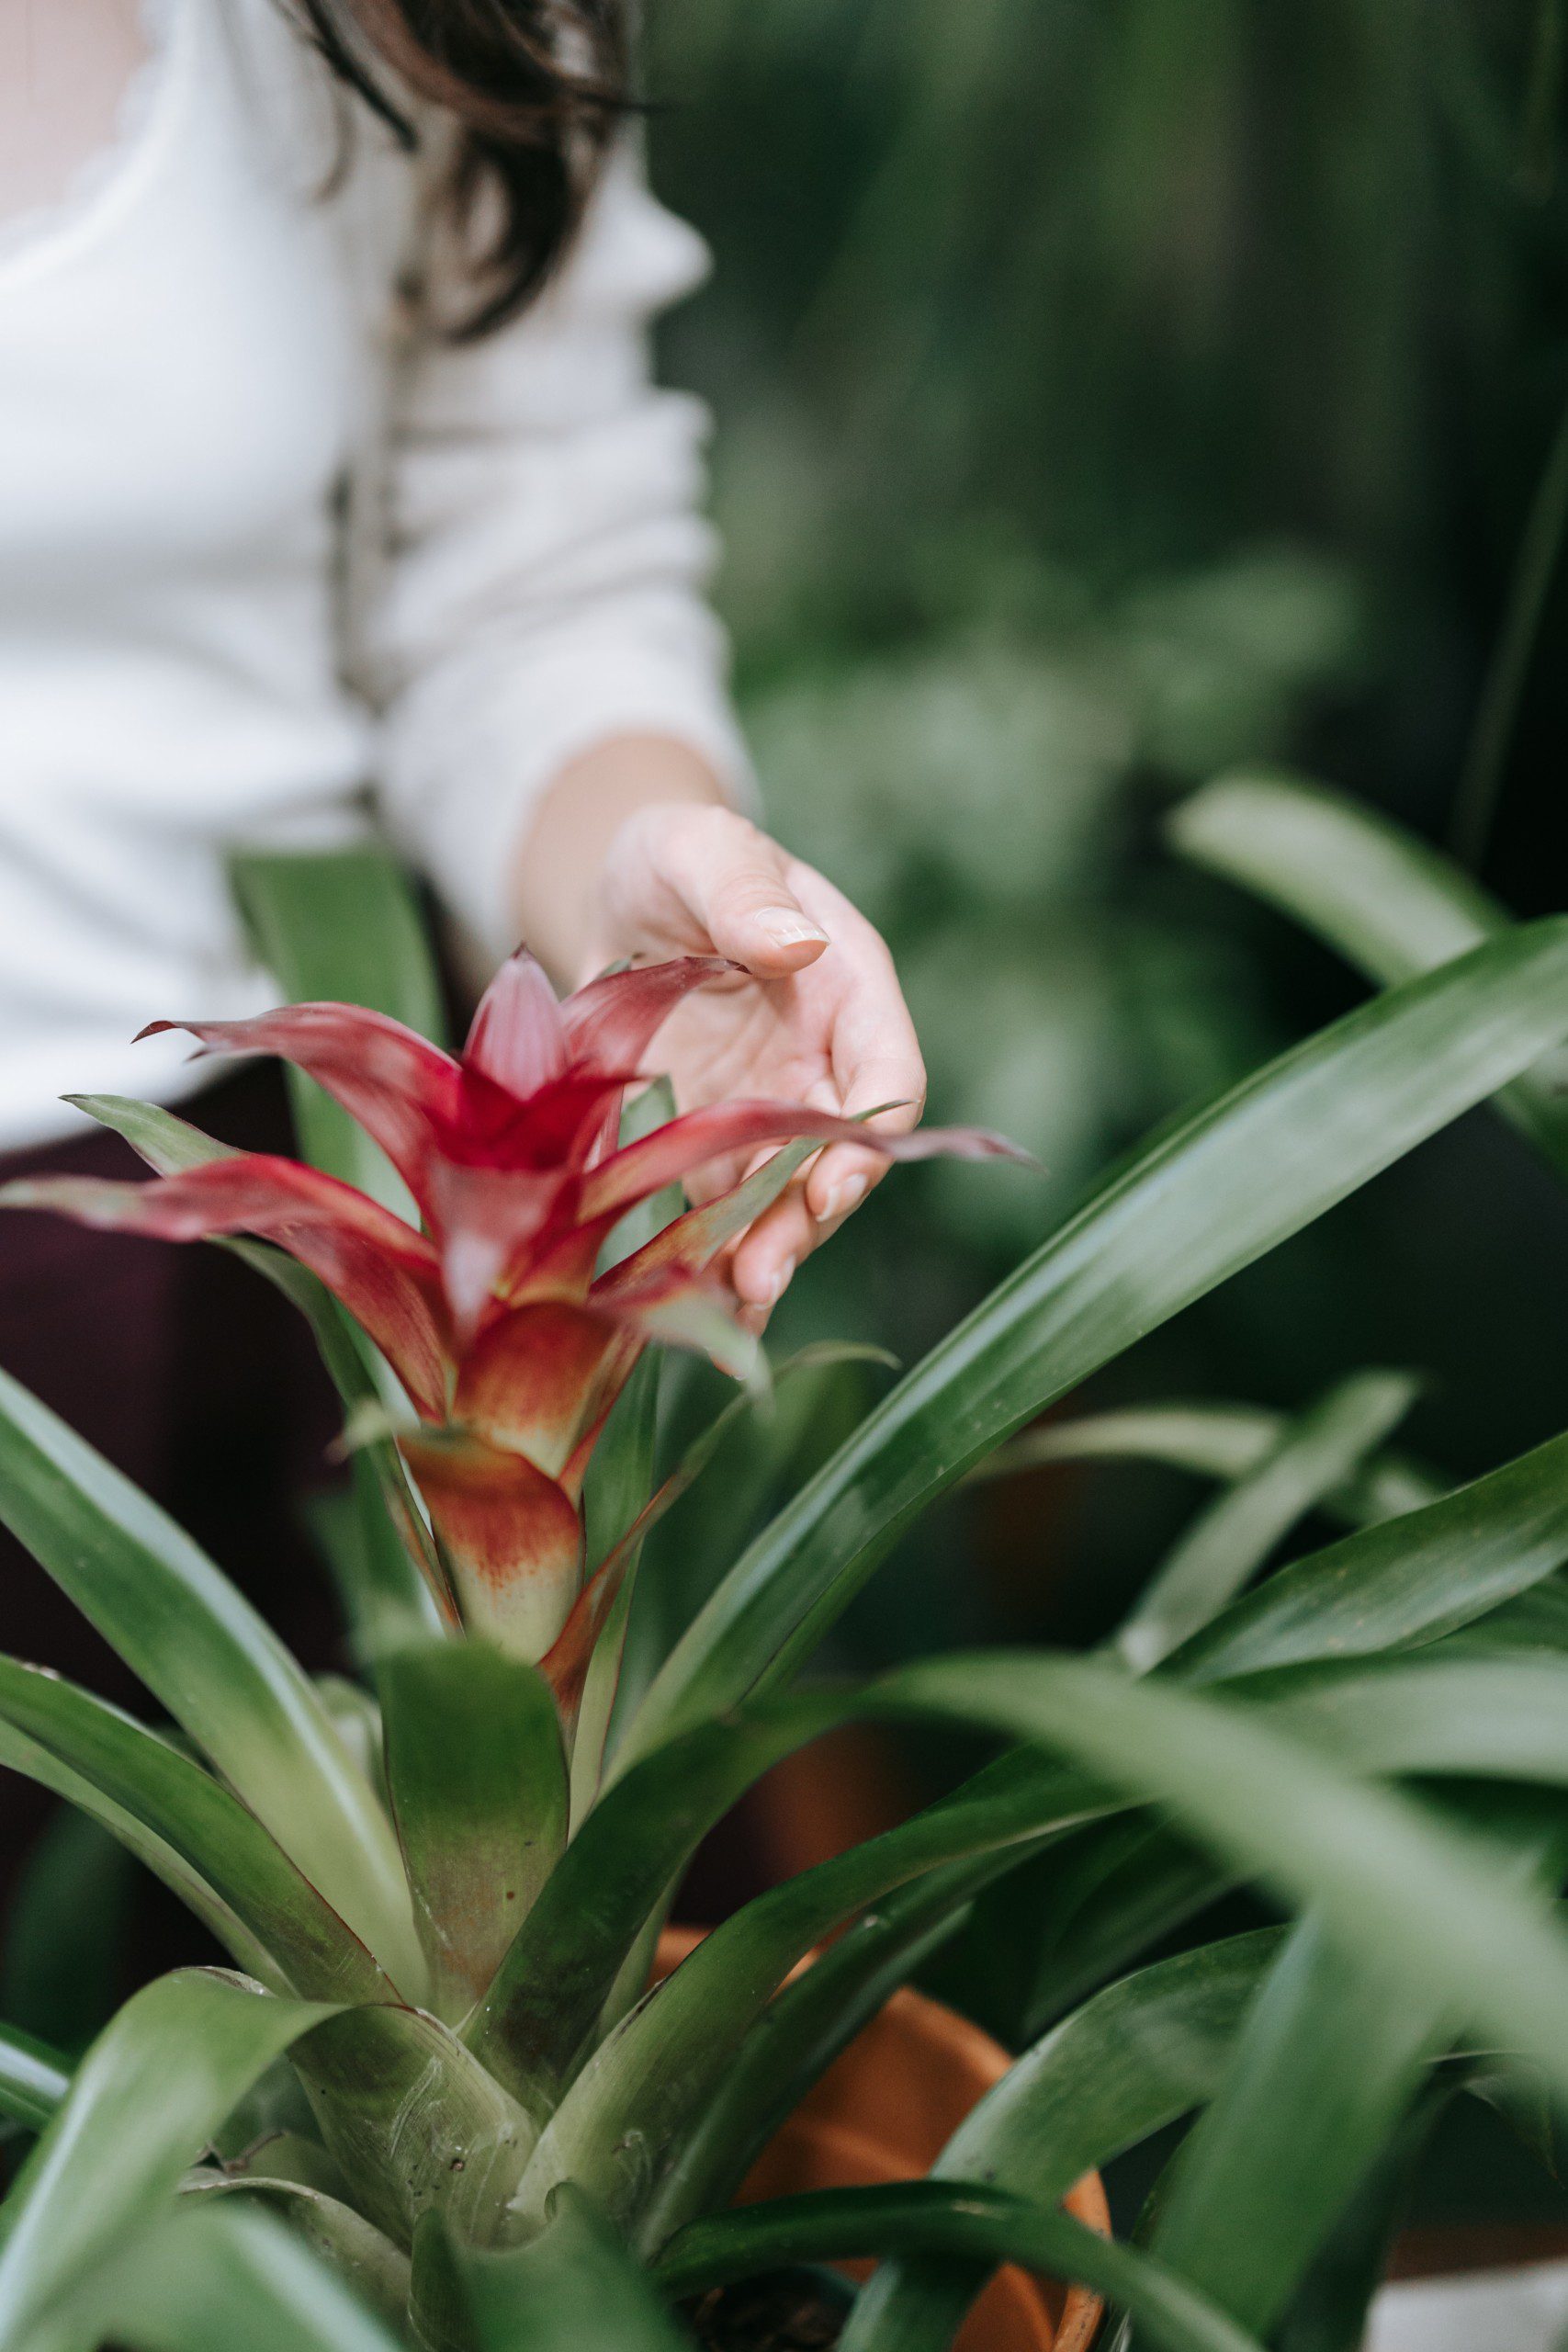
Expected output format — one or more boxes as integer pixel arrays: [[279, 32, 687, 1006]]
[[509, 734, 731, 987]]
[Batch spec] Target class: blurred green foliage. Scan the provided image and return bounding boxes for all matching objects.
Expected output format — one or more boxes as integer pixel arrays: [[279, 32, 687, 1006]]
[[642, 0, 1568, 1657]]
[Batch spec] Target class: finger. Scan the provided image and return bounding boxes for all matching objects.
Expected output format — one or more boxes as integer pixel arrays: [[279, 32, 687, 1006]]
[[656, 809, 831, 978], [804, 970, 926, 1224], [730, 1183, 817, 1309]]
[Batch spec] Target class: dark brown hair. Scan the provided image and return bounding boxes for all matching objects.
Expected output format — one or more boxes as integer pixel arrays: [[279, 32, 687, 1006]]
[[296, 1, 630, 336]]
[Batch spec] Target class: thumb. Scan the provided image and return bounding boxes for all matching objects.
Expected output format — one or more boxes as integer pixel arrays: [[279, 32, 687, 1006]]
[[676, 813, 830, 978]]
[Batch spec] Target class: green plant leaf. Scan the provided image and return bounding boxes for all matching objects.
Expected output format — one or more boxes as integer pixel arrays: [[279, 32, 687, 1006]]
[[536, 1647, 1568, 2240], [624, 920, 1568, 1759], [183, 2171, 412, 2330], [458, 2186, 689, 2352], [0, 1971, 335, 2345], [976, 1403, 1443, 1527], [78, 2202, 409, 2352], [1272, 2090, 1448, 2352], [572, 1354, 662, 1823], [1143, 1918, 1444, 2335], [0, 1716, 279, 1985], [0, 1363, 422, 1990], [658, 2182, 1266, 2352], [0, 1657, 396, 2005], [1117, 1371, 1420, 1670], [1170, 1425, 1568, 1683], [380, 1640, 568, 2018], [467, 1688, 857, 2114], [844, 1930, 1283, 2352], [663, 1865, 987, 2224], [0, 2022, 70, 2135], [1168, 772, 1568, 1180], [293, 2001, 536, 2248], [1010, 1818, 1226, 2041]]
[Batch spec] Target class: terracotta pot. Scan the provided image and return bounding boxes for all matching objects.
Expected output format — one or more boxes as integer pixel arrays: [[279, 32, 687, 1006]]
[[656, 1928, 1108, 2352]]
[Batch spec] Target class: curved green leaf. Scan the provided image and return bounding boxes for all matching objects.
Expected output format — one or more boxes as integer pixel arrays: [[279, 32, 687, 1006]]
[[294, 2001, 536, 2248], [1145, 1921, 1439, 2337], [1168, 773, 1568, 1179], [467, 1690, 855, 2112], [0, 1716, 279, 1985], [845, 1931, 1283, 2352], [381, 1641, 567, 2018], [976, 1403, 1442, 1527], [0, 1971, 335, 2346], [457, 2187, 689, 2352], [573, 1352, 662, 1821], [1117, 1372, 1420, 1670], [1171, 1425, 1568, 1682], [1012, 1818, 1226, 2040], [534, 1649, 1568, 2238], [183, 2172, 412, 2330], [624, 920, 1568, 1759], [0, 1363, 422, 1988], [658, 2182, 1265, 2352], [0, 1658, 394, 2004], [80, 2202, 408, 2352], [0, 2022, 70, 2135]]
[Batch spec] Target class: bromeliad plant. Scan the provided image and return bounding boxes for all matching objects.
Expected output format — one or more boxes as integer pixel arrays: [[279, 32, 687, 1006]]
[[0, 943, 1012, 1702], [11, 802, 1568, 2352]]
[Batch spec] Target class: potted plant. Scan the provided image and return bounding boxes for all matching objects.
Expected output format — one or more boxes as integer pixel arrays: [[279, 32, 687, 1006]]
[[4, 795, 1568, 2350]]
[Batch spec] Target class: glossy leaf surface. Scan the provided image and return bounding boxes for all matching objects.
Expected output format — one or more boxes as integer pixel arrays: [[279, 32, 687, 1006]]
[[626, 922, 1568, 1758], [1117, 1373, 1419, 1670], [0, 1363, 420, 1987], [660, 2183, 1266, 2352], [381, 1640, 568, 2015], [0, 1972, 333, 2346], [1170, 773, 1568, 1179]]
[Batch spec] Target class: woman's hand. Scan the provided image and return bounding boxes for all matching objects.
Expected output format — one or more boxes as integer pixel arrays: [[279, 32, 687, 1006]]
[[588, 800, 925, 1315], [513, 741, 925, 1314]]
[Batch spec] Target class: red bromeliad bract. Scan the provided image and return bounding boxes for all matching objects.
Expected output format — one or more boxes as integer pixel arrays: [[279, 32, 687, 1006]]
[[0, 951, 1021, 1702]]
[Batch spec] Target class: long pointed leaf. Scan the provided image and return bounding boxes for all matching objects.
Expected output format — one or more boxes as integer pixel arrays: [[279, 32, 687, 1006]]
[[0, 1659, 394, 2004], [624, 920, 1568, 1759], [659, 2183, 1264, 2352], [0, 1972, 335, 2345], [79, 2202, 408, 2352], [0, 1717, 279, 1985], [976, 1403, 1442, 1527], [533, 1649, 1568, 2237], [0, 1363, 422, 1989], [1117, 1373, 1420, 1669], [1169, 774, 1568, 1179], [1145, 1920, 1441, 2335], [381, 1641, 568, 2017], [0, 2023, 70, 2135], [848, 1933, 1287, 2352], [1172, 1424, 1568, 1682]]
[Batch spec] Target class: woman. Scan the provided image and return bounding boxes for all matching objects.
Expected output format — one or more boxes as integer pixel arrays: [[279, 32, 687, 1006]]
[[0, 0, 925, 1898]]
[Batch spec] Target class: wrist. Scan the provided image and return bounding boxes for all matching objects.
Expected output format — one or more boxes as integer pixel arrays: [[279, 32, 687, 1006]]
[[510, 736, 731, 984]]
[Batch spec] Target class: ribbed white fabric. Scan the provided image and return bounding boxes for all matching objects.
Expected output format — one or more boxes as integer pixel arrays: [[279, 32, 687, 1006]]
[[0, 0, 747, 1148]]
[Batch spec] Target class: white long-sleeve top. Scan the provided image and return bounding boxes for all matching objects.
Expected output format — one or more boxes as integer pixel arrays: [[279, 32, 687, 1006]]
[[0, 0, 748, 1148]]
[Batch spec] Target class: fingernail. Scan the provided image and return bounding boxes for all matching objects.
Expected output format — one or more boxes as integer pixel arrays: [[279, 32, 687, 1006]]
[[757, 909, 829, 952], [762, 1254, 795, 1306], [821, 1173, 868, 1224]]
